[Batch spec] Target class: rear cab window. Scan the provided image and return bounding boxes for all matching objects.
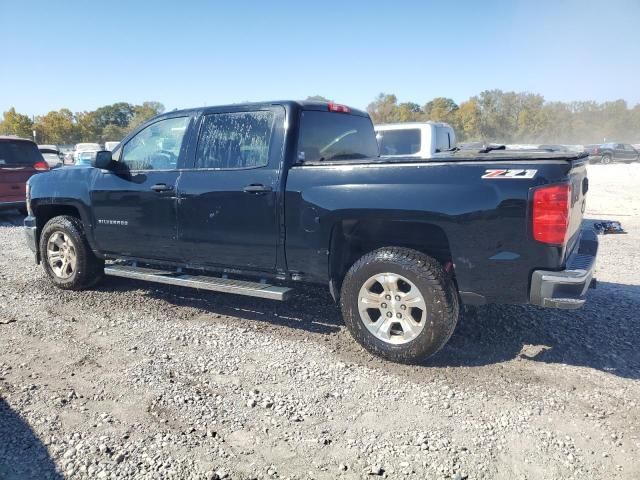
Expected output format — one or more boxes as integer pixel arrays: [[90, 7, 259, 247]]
[[0, 141, 43, 166], [377, 129, 421, 156], [196, 110, 276, 169], [297, 111, 379, 162]]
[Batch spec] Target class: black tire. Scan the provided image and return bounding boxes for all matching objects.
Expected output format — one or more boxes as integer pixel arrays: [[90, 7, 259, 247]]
[[39, 215, 104, 290], [601, 154, 612, 165], [340, 247, 459, 363]]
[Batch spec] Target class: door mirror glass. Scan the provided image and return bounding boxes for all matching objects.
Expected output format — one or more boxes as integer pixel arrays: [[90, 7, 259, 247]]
[[93, 150, 113, 169]]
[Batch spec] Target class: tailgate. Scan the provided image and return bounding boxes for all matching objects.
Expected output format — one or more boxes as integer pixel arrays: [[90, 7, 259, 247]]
[[564, 159, 589, 258]]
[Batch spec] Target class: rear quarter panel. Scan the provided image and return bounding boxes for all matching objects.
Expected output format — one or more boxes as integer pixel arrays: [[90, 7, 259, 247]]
[[285, 160, 576, 303]]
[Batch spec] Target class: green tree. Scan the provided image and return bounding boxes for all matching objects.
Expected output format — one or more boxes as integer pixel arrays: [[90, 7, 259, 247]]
[[93, 102, 136, 129], [34, 109, 78, 144], [454, 99, 482, 141], [423, 97, 458, 123], [396, 102, 423, 122], [128, 101, 165, 129], [101, 123, 127, 142], [0, 107, 34, 139], [75, 111, 100, 142], [366, 93, 399, 123]]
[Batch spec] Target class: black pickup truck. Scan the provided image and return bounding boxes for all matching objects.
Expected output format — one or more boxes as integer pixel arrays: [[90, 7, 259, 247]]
[[25, 100, 600, 362]]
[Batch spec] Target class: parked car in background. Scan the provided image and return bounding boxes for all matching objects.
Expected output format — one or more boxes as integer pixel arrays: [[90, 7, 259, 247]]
[[38, 145, 64, 169], [375, 122, 456, 158], [75, 151, 97, 166], [104, 141, 120, 151], [586, 143, 639, 164], [1, 137, 49, 213], [73, 143, 102, 163]]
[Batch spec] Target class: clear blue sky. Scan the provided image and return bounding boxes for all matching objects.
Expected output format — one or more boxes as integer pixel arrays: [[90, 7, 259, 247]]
[[2, 0, 639, 116]]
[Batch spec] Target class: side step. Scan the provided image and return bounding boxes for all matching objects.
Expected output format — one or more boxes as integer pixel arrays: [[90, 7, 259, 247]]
[[104, 264, 293, 301]]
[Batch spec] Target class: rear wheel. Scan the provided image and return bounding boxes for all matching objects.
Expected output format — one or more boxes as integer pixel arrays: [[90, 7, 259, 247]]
[[601, 154, 612, 164], [40, 215, 104, 290], [340, 247, 459, 363]]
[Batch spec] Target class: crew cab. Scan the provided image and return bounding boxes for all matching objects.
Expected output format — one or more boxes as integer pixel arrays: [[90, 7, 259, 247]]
[[375, 122, 456, 158], [25, 101, 603, 362]]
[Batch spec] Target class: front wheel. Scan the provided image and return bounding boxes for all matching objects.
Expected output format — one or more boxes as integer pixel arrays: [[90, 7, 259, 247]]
[[340, 247, 459, 363], [39, 215, 104, 290], [601, 154, 612, 164]]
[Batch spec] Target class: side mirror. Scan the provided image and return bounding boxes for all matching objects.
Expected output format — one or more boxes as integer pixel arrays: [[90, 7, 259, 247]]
[[93, 150, 113, 169]]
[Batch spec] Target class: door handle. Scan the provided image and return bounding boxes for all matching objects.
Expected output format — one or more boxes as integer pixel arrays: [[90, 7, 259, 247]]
[[150, 183, 173, 192], [243, 184, 272, 194]]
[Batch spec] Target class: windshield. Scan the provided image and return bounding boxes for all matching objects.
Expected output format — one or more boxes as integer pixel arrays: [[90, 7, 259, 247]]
[[297, 111, 379, 162]]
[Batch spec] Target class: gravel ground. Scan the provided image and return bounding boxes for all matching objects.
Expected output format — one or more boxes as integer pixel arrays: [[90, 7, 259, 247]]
[[0, 164, 638, 480]]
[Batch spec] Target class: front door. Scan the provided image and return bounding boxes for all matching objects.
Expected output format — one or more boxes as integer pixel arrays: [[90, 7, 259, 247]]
[[176, 107, 285, 271], [90, 115, 191, 260]]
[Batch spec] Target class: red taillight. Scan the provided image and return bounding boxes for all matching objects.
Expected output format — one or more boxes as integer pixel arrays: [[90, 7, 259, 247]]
[[532, 184, 571, 245], [327, 102, 351, 113], [33, 161, 49, 171]]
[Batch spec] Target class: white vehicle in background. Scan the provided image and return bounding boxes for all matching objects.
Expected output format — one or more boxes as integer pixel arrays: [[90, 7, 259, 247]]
[[104, 141, 120, 151], [73, 143, 102, 163], [375, 122, 456, 159], [37, 144, 64, 168]]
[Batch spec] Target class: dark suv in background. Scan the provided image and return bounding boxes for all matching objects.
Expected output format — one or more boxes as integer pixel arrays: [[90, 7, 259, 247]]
[[585, 143, 639, 164], [0, 137, 49, 214]]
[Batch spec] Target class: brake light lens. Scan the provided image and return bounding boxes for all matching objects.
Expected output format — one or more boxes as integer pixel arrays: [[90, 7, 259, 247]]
[[327, 102, 351, 113], [532, 184, 571, 245], [34, 161, 49, 171]]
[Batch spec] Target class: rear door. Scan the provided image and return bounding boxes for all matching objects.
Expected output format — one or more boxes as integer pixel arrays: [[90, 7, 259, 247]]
[[0, 140, 40, 203], [176, 106, 285, 271], [613, 144, 626, 162], [90, 115, 192, 260]]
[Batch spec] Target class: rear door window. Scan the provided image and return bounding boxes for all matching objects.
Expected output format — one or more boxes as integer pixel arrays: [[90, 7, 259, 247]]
[[195, 110, 276, 169], [0, 141, 42, 166], [377, 129, 421, 155], [297, 111, 379, 162]]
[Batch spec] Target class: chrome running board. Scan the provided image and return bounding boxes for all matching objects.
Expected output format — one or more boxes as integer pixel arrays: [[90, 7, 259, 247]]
[[104, 264, 292, 301]]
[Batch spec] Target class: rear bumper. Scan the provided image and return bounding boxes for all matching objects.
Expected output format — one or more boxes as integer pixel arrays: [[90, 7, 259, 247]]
[[529, 228, 598, 309], [24, 216, 39, 261]]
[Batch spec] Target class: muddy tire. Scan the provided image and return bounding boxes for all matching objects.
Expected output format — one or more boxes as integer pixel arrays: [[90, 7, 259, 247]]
[[39, 215, 104, 290], [601, 154, 612, 165], [340, 247, 459, 363]]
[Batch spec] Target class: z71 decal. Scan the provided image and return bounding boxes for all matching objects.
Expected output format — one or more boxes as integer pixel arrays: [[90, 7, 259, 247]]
[[481, 169, 538, 179]]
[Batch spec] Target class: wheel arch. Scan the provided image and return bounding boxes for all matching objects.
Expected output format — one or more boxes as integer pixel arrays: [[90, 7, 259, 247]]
[[328, 218, 454, 301], [32, 201, 100, 258]]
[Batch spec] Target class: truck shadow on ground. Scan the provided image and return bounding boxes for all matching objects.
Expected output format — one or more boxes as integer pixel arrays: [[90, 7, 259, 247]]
[[0, 398, 62, 479], [102, 277, 640, 380], [97, 277, 344, 336], [427, 281, 640, 380]]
